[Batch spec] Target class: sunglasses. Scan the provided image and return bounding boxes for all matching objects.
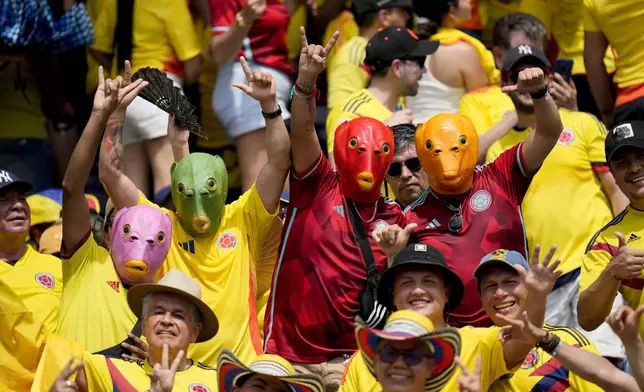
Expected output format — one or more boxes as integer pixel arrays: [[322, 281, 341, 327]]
[[378, 345, 433, 367], [445, 199, 463, 233], [387, 157, 422, 177]]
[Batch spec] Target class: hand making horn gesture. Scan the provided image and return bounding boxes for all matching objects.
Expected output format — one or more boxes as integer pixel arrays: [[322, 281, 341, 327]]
[[501, 67, 547, 95], [297, 26, 339, 83], [233, 56, 277, 107]]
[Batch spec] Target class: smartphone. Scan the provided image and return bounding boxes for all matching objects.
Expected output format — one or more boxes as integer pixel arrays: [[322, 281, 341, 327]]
[[553, 58, 574, 83]]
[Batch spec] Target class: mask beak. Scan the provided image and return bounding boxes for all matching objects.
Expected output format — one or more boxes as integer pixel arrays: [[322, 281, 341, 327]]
[[356, 171, 375, 192], [192, 215, 210, 233], [125, 259, 149, 278]]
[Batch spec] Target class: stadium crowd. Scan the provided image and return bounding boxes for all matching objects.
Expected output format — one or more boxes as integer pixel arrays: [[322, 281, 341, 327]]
[[2, 0, 644, 391]]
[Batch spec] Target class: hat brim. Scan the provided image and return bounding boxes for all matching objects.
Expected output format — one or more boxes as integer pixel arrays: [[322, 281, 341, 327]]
[[473, 259, 520, 279], [1, 180, 33, 195], [217, 350, 325, 392], [607, 139, 644, 162], [378, 260, 464, 311], [355, 324, 460, 392], [502, 55, 551, 81], [127, 283, 219, 342], [408, 40, 439, 60]]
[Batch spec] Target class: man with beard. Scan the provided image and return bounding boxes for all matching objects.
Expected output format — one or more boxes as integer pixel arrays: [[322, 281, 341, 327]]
[[325, 26, 438, 166], [579, 120, 644, 340], [384, 124, 429, 208], [262, 28, 404, 392]]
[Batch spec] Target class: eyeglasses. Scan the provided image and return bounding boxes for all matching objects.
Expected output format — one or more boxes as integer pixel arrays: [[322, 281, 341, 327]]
[[445, 199, 463, 233], [378, 345, 433, 366], [387, 157, 422, 177]]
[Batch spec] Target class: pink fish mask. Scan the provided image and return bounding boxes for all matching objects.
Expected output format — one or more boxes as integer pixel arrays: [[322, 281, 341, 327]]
[[111, 205, 172, 285]]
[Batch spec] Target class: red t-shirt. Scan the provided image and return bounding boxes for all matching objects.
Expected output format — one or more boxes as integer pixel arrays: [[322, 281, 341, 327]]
[[211, 0, 293, 76], [405, 143, 533, 328], [264, 154, 405, 363]]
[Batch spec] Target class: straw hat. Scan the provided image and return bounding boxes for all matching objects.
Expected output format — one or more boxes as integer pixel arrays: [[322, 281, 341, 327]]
[[127, 270, 218, 342], [217, 349, 325, 392], [355, 310, 460, 392]]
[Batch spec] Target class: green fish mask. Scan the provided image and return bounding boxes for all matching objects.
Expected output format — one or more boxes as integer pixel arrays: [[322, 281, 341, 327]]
[[171, 153, 228, 237]]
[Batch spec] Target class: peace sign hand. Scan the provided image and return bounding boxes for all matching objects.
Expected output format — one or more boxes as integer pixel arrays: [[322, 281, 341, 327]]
[[456, 356, 481, 392], [298, 26, 339, 83], [49, 357, 84, 392], [518, 245, 562, 296], [148, 344, 184, 392], [232, 56, 277, 107]]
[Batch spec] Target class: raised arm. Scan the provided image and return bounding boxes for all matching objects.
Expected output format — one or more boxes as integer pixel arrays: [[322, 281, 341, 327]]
[[607, 305, 644, 391], [98, 62, 146, 210], [501, 245, 562, 368], [584, 31, 613, 128], [232, 56, 290, 212], [167, 114, 190, 163], [291, 27, 338, 174], [62, 65, 147, 251], [502, 68, 563, 174]]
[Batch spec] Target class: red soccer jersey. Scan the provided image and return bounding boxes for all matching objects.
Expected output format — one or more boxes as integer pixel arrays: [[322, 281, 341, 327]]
[[405, 143, 532, 327], [264, 154, 405, 363], [211, 0, 293, 76]]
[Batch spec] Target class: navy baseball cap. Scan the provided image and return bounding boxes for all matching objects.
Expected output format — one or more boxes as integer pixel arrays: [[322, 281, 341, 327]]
[[0, 170, 33, 194], [605, 121, 644, 162], [473, 249, 530, 279], [501, 44, 551, 83]]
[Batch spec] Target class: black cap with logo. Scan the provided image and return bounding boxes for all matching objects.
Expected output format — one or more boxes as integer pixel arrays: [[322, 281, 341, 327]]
[[501, 44, 551, 83], [378, 243, 464, 310], [364, 26, 439, 72], [352, 0, 414, 16], [0, 169, 33, 194], [605, 121, 644, 162]]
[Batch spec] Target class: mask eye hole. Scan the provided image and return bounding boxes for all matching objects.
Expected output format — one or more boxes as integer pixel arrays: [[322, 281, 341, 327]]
[[177, 183, 185, 193], [382, 143, 390, 155], [348, 137, 359, 149], [122, 224, 131, 236], [207, 178, 216, 190], [425, 140, 433, 151], [459, 135, 468, 146], [157, 232, 165, 243]]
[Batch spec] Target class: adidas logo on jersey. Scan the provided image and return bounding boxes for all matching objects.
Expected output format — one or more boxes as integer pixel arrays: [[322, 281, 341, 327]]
[[107, 281, 120, 293], [178, 240, 195, 254], [628, 233, 641, 244], [333, 205, 345, 218], [426, 219, 441, 229]]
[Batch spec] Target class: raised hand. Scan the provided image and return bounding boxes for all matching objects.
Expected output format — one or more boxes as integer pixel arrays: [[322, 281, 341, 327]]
[[297, 26, 339, 83], [121, 332, 150, 362], [497, 310, 546, 346], [518, 244, 562, 296], [606, 232, 644, 280], [502, 67, 547, 94], [456, 356, 481, 392], [92, 66, 120, 116], [148, 344, 184, 392], [49, 357, 84, 392], [606, 305, 644, 344], [114, 60, 148, 115], [233, 56, 277, 106], [371, 223, 417, 263]]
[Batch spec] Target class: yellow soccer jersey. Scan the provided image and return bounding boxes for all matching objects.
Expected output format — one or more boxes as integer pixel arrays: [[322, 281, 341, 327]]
[[256, 217, 282, 340], [139, 184, 277, 364], [459, 85, 514, 137], [485, 109, 614, 276], [58, 232, 137, 352], [491, 325, 603, 392], [581, 206, 644, 338], [326, 89, 393, 156], [584, 0, 644, 89], [520, 0, 615, 76], [339, 326, 513, 392], [0, 245, 62, 333], [327, 36, 370, 109], [84, 354, 218, 392]]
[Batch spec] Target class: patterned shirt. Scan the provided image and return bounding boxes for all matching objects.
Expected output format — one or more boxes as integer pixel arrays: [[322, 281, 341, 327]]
[[264, 154, 405, 363], [405, 143, 532, 327]]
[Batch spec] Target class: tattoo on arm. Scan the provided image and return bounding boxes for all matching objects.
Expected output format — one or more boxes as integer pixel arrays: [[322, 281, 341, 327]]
[[105, 119, 124, 172]]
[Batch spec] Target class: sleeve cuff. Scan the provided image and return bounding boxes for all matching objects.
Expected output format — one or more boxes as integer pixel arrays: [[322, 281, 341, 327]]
[[211, 26, 230, 35], [292, 152, 324, 180], [61, 230, 92, 259], [591, 162, 609, 172], [516, 142, 531, 178]]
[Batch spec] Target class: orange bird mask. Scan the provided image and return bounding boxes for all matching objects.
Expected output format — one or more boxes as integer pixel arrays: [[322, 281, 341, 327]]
[[333, 117, 394, 203], [416, 113, 479, 195]]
